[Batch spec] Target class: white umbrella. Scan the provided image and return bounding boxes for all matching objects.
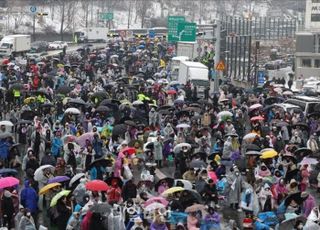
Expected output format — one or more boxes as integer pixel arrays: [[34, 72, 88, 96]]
[[144, 202, 165, 212], [132, 100, 144, 106], [169, 81, 180, 86], [69, 173, 86, 187], [34, 165, 55, 182], [283, 91, 293, 96], [274, 88, 282, 93], [300, 157, 318, 165], [217, 111, 233, 118], [243, 133, 258, 140], [173, 143, 191, 154], [0, 121, 14, 127], [176, 123, 190, 129], [174, 179, 193, 190], [249, 103, 262, 110], [158, 79, 169, 84], [65, 107, 81, 115]]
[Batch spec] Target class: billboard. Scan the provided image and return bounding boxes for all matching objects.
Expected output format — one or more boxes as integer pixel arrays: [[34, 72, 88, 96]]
[[311, 0, 320, 21]]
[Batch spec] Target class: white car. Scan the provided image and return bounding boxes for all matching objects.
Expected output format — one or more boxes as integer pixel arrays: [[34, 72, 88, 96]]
[[48, 41, 68, 50]]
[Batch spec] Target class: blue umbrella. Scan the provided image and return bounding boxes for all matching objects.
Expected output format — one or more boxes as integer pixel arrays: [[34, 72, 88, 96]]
[[0, 168, 17, 176]]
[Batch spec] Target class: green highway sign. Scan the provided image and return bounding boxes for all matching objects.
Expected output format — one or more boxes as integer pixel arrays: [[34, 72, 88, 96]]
[[100, 12, 113, 21], [177, 22, 197, 42], [167, 16, 185, 42]]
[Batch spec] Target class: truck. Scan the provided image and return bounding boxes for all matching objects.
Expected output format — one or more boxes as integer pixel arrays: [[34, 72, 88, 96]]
[[176, 42, 198, 61], [171, 56, 189, 80], [74, 27, 108, 43], [178, 61, 209, 97], [0, 34, 31, 57]]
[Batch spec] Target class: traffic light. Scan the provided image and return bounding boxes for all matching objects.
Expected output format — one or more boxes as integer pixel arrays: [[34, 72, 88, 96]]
[[37, 12, 48, 16]]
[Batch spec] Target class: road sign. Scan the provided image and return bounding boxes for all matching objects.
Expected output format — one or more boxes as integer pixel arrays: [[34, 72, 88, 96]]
[[216, 61, 225, 71], [177, 22, 197, 42], [30, 6, 37, 13], [100, 12, 113, 21], [257, 70, 265, 86], [149, 30, 155, 38], [167, 16, 185, 42]]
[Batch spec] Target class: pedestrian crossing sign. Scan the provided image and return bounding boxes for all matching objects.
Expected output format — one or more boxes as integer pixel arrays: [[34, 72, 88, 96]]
[[216, 61, 225, 71]]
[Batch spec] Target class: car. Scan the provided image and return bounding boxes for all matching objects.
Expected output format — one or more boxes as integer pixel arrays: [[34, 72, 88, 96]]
[[285, 96, 320, 115], [48, 41, 68, 50], [30, 41, 48, 53]]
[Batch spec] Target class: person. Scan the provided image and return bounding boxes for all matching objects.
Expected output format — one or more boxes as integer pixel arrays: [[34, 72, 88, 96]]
[[187, 212, 200, 230], [154, 134, 163, 168], [107, 179, 122, 205], [56, 196, 71, 230], [18, 209, 36, 230], [121, 179, 137, 202], [202, 206, 221, 230], [300, 164, 310, 192], [307, 135, 319, 153], [1, 190, 15, 229], [20, 179, 38, 223], [227, 166, 243, 211], [51, 130, 63, 158]]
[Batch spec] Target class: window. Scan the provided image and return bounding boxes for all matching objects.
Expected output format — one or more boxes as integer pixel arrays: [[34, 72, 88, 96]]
[[315, 59, 320, 68], [302, 59, 311, 67]]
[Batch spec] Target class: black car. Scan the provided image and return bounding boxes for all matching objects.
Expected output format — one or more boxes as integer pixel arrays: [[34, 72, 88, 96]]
[[30, 41, 48, 53]]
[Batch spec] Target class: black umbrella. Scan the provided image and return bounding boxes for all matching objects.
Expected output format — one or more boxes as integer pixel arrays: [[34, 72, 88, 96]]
[[175, 110, 190, 118], [68, 98, 87, 106], [21, 110, 37, 120], [91, 91, 108, 100], [87, 158, 112, 170], [246, 144, 261, 151], [197, 99, 211, 105], [112, 124, 127, 136], [155, 177, 174, 192], [56, 85, 72, 95], [16, 120, 33, 125], [178, 189, 203, 209], [294, 148, 313, 159], [145, 142, 154, 150], [90, 202, 112, 214], [291, 123, 308, 130], [95, 105, 111, 113], [41, 102, 53, 107], [284, 192, 304, 206], [157, 105, 174, 112], [99, 100, 119, 111], [158, 109, 172, 115], [105, 176, 123, 188], [10, 83, 23, 90], [124, 120, 136, 127]]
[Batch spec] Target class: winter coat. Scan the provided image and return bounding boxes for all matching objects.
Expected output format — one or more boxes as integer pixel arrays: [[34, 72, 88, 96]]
[[20, 180, 38, 214], [0, 139, 10, 159]]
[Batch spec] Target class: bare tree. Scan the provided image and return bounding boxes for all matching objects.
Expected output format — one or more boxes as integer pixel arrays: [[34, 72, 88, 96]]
[[135, 0, 148, 28]]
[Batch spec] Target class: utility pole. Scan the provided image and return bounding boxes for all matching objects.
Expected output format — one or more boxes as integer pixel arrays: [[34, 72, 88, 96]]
[[213, 19, 221, 93], [254, 40, 260, 88], [32, 14, 36, 41]]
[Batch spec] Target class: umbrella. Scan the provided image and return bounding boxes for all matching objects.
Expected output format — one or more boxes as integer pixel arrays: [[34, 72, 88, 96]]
[[120, 147, 136, 155], [249, 103, 263, 110], [174, 179, 193, 190], [166, 90, 176, 95], [62, 135, 77, 144], [246, 144, 261, 151], [91, 91, 108, 100], [294, 148, 313, 157], [50, 190, 71, 207], [278, 215, 306, 230], [224, 133, 239, 138], [132, 100, 144, 106], [95, 106, 111, 113], [105, 177, 123, 188], [0, 177, 19, 189], [274, 87, 282, 93], [144, 197, 169, 207], [39, 183, 61, 195], [56, 85, 72, 94], [245, 151, 261, 156], [124, 120, 136, 127], [243, 133, 258, 140], [87, 158, 112, 170], [68, 98, 87, 106], [283, 91, 293, 96], [185, 204, 205, 213], [291, 123, 309, 130], [65, 107, 81, 115], [173, 143, 191, 154], [155, 178, 174, 191], [112, 124, 127, 136], [300, 157, 318, 165], [0, 132, 12, 139], [217, 111, 233, 118], [250, 116, 264, 122], [260, 149, 278, 159], [90, 202, 112, 214], [76, 132, 94, 147], [0, 121, 14, 127], [144, 142, 154, 151], [144, 202, 166, 211], [10, 83, 23, 90], [85, 180, 109, 191], [48, 176, 70, 184], [16, 120, 33, 125], [0, 168, 17, 176], [69, 173, 85, 187], [161, 187, 185, 196], [176, 123, 190, 129], [20, 110, 37, 120], [34, 165, 55, 182]]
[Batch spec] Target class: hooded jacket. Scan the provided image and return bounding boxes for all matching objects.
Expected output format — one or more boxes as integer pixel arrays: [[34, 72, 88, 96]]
[[20, 180, 38, 213]]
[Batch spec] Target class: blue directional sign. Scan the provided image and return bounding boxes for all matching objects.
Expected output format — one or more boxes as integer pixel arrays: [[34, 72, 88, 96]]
[[30, 6, 37, 13], [257, 70, 265, 86], [149, 30, 155, 38]]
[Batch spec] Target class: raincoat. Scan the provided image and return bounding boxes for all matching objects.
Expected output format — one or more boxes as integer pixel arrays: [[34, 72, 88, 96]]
[[20, 180, 38, 214]]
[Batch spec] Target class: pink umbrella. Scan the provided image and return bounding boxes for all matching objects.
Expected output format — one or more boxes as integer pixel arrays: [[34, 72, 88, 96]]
[[144, 196, 169, 207], [0, 177, 19, 189], [300, 157, 318, 165], [76, 132, 94, 147], [208, 171, 218, 183]]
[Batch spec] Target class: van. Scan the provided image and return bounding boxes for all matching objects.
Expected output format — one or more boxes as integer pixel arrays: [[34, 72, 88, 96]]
[[285, 96, 320, 114]]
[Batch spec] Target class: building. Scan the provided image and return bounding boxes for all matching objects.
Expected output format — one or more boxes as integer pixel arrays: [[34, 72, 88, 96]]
[[295, 0, 320, 79]]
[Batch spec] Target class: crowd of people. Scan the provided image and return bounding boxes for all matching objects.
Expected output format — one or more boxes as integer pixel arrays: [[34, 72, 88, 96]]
[[0, 35, 319, 230]]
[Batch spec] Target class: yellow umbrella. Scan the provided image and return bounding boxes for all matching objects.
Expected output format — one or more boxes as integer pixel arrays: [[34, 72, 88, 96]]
[[24, 97, 36, 104], [57, 64, 64, 68], [260, 149, 278, 159], [161, 187, 185, 196], [39, 183, 61, 195], [50, 190, 71, 207]]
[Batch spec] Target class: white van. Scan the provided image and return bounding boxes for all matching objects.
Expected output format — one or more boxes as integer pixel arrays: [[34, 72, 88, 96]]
[[285, 96, 320, 114]]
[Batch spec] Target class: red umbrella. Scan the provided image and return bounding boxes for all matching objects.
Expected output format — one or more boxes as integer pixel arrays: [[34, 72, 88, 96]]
[[0, 176, 19, 189], [85, 180, 109, 191], [250, 116, 264, 122], [120, 147, 136, 155], [2, 59, 9, 65], [166, 90, 177, 95]]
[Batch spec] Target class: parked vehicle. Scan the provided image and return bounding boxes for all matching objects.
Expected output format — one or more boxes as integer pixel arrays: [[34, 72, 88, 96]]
[[177, 42, 198, 61], [285, 96, 320, 115], [0, 34, 31, 57], [30, 41, 48, 53], [48, 41, 68, 50], [74, 27, 108, 43], [171, 56, 190, 80]]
